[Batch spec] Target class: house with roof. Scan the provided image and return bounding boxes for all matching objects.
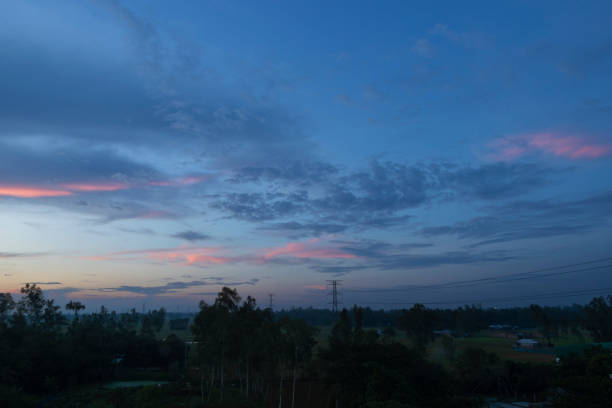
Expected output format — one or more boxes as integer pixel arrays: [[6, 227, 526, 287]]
[[514, 339, 543, 349]]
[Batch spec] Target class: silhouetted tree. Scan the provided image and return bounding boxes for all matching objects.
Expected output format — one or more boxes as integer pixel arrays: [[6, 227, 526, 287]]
[[398, 303, 439, 351], [584, 296, 612, 342], [65, 300, 85, 317]]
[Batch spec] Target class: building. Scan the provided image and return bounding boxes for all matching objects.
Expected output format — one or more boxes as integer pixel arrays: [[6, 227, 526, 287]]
[[515, 339, 542, 349]]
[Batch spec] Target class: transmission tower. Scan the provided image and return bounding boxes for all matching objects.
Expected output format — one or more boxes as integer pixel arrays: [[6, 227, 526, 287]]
[[268, 293, 275, 310], [326, 280, 342, 313]]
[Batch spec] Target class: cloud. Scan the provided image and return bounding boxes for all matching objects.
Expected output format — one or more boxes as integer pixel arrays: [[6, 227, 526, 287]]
[[304, 285, 326, 290], [0, 186, 73, 198], [43, 278, 259, 298], [258, 222, 348, 238], [309, 265, 369, 276], [118, 227, 156, 235], [336, 52, 350, 62], [263, 239, 356, 260], [96, 278, 259, 296], [228, 161, 337, 184], [304, 239, 513, 273], [84, 246, 236, 266], [560, 41, 612, 76], [336, 94, 351, 104], [172, 230, 211, 242], [490, 132, 612, 160], [0, 0, 319, 181], [0, 1, 564, 236], [315, 160, 431, 213], [411, 38, 433, 56], [0, 252, 46, 258], [216, 160, 430, 228], [61, 182, 129, 192], [211, 192, 306, 222], [363, 84, 386, 102], [211, 160, 554, 237], [375, 250, 514, 270], [430, 24, 489, 49], [0, 142, 158, 187], [27, 282, 62, 285], [436, 161, 556, 200], [420, 190, 612, 247]]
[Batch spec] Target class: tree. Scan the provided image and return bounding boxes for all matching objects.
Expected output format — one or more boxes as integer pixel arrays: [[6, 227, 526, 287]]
[[381, 326, 396, 345], [530, 304, 557, 345], [584, 296, 612, 342], [279, 317, 317, 408], [329, 308, 352, 347], [17, 284, 45, 325], [17, 284, 64, 330], [214, 287, 241, 311], [398, 304, 439, 351], [65, 301, 85, 317], [0, 293, 15, 326], [191, 287, 242, 402]]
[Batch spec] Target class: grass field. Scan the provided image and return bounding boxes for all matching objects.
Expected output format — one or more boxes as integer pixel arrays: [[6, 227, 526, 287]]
[[163, 321, 592, 366], [431, 336, 556, 364]]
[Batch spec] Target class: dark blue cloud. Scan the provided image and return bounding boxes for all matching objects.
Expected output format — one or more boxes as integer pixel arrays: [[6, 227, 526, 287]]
[[0, 252, 46, 258], [172, 230, 210, 242], [97, 278, 259, 296], [258, 222, 348, 238], [0, 142, 158, 184], [210, 160, 556, 237], [421, 190, 612, 246]]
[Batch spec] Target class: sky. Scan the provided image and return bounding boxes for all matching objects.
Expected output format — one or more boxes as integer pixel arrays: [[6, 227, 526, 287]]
[[1, 0, 612, 311]]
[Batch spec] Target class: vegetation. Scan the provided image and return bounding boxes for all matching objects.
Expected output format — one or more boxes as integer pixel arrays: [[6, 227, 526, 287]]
[[1, 286, 611, 406]]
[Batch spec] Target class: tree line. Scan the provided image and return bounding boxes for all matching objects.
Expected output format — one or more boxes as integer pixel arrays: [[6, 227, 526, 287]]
[[1, 285, 612, 407]]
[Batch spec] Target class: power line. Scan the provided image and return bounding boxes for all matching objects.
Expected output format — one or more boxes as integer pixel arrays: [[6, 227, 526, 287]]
[[350, 286, 612, 307], [344, 257, 612, 293]]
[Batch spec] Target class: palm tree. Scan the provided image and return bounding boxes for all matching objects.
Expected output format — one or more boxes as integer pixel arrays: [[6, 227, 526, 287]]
[[66, 300, 85, 317]]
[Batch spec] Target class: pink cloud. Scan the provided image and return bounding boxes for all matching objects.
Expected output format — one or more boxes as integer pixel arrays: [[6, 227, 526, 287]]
[[304, 285, 327, 291], [82, 238, 357, 267], [82, 246, 234, 266], [263, 239, 356, 260], [0, 185, 73, 198], [80, 255, 112, 261], [148, 248, 230, 265], [137, 210, 175, 219], [0, 173, 209, 200], [62, 182, 129, 192], [148, 175, 208, 187], [491, 132, 612, 160]]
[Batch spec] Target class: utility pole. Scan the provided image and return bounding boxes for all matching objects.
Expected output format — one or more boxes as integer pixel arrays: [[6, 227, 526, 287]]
[[268, 293, 275, 310], [326, 280, 342, 313]]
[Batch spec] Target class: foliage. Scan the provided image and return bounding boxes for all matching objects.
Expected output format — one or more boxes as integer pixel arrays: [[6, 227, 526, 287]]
[[584, 296, 612, 342], [191, 287, 318, 406], [553, 345, 612, 407], [2, 285, 612, 406], [398, 303, 440, 351], [0, 285, 183, 394]]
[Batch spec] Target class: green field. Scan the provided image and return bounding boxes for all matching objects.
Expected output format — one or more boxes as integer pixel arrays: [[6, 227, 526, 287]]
[[165, 321, 593, 366]]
